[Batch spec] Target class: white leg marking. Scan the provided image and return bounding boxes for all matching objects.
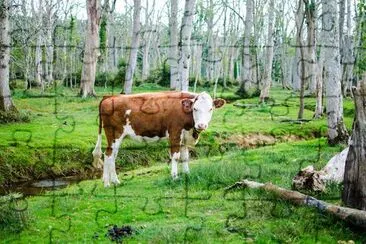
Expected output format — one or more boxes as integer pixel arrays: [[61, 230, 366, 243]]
[[92, 134, 103, 168], [171, 152, 180, 179], [180, 146, 190, 174], [103, 154, 113, 187], [103, 136, 124, 187]]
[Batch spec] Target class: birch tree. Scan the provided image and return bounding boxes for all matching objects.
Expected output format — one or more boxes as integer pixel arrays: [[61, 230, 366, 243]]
[[0, 0, 16, 112], [124, 0, 141, 94], [79, 0, 101, 98], [177, 0, 196, 91], [322, 0, 348, 145], [237, 0, 253, 97], [259, 0, 275, 102], [169, 0, 178, 90], [32, 0, 43, 89]]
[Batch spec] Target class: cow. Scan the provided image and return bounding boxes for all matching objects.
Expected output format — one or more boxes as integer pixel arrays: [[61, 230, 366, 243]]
[[92, 91, 225, 187]]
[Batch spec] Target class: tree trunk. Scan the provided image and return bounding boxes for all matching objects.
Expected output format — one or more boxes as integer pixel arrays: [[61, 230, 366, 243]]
[[296, 0, 305, 119], [259, 0, 275, 102], [0, 0, 16, 112], [322, 0, 349, 145], [304, 0, 317, 94], [341, 0, 354, 97], [168, 0, 178, 90], [123, 0, 141, 94], [237, 0, 253, 97], [314, 62, 323, 118], [177, 0, 196, 92], [80, 0, 101, 98], [342, 76, 366, 210]]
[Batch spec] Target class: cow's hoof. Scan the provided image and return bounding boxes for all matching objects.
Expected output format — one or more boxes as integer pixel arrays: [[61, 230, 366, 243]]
[[171, 174, 178, 180]]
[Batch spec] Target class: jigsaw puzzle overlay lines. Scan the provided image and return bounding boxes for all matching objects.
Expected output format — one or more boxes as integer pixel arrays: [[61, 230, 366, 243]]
[[3, 15, 358, 241]]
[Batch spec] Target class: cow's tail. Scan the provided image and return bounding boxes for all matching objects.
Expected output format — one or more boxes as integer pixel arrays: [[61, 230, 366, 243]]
[[92, 100, 104, 169]]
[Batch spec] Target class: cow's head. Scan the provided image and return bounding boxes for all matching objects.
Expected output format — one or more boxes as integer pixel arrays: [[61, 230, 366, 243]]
[[182, 92, 225, 131]]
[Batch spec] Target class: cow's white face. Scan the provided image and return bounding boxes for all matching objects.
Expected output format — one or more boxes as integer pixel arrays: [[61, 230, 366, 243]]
[[182, 92, 226, 131]]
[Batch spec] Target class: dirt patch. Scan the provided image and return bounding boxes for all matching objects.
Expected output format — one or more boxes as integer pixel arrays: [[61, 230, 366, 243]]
[[225, 133, 302, 149]]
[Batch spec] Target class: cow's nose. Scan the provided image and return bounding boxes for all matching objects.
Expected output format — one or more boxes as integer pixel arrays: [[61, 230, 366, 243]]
[[197, 123, 207, 130]]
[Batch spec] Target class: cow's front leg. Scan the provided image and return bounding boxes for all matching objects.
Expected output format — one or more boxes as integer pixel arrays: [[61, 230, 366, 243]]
[[169, 135, 181, 180], [180, 146, 190, 174]]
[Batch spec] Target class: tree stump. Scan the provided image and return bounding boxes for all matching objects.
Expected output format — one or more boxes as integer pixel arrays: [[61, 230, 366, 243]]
[[342, 77, 366, 210]]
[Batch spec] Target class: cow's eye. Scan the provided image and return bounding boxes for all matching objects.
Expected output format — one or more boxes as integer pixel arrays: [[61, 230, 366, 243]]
[[194, 108, 198, 111]]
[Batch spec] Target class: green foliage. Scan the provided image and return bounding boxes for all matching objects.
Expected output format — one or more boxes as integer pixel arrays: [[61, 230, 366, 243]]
[[63, 71, 81, 87], [99, 17, 107, 59], [145, 62, 170, 87], [0, 193, 28, 232], [0, 110, 31, 124], [113, 59, 128, 88], [95, 72, 115, 87]]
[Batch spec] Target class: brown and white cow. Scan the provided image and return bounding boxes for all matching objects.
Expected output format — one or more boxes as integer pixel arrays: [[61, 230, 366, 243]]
[[92, 91, 225, 187]]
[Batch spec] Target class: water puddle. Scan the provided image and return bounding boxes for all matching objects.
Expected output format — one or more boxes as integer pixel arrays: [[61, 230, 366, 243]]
[[0, 173, 101, 196]]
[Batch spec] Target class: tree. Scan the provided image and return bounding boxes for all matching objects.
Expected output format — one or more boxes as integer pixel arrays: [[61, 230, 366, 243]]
[[123, 0, 141, 94], [168, 0, 178, 90], [79, 0, 101, 98], [259, 0, 275, 102], [322, 0, 348, 145], [237, 0, 253, 97], [342, 76, 366, 210], [176, 0, 196, 91], [0, 0, 16, 112]]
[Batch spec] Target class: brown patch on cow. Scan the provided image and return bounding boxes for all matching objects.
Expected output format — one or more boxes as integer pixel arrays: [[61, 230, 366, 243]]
[[141, 97, 160, 114], [213, 98, 226, 108], [181, 99, 193, 113]]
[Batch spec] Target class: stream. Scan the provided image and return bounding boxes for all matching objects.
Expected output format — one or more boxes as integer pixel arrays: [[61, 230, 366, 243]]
[[0, 173, 101, 196]]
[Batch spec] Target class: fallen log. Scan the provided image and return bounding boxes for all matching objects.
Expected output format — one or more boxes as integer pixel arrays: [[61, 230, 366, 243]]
[[225, 179, 366, 229]]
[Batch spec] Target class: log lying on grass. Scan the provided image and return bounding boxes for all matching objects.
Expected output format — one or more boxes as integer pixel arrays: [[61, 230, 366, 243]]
[[292, 147, 349, 192], [225, 179, 366, 229]]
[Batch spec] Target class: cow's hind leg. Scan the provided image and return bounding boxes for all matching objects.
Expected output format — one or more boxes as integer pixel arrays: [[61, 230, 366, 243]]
[[103, 127, 124, 187]]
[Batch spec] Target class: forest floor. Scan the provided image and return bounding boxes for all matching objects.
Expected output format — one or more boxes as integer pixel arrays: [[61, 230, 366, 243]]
[[1, 84, 365, 243]]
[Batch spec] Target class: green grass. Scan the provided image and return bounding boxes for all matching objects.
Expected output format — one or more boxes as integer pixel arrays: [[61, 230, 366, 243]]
[[2, 140, 365, 243], [0, 83, 363, 243]]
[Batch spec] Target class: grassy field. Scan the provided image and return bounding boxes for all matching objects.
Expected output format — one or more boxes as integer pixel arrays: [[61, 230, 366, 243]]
[[1, 83, 364, 243]]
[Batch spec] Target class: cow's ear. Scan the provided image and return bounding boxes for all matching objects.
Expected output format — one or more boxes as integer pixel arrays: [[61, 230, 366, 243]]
[[213, 98, 226, 108], [181, 99, 193, 113]]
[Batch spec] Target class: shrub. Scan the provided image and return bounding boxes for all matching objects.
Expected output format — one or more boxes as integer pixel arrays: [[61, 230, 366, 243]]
[[0, 193, 28, 232], [0, 110, 31, 124], [63, 71, 81, 87], [145, 62, 170, 87], [95, 72, 115, 87]]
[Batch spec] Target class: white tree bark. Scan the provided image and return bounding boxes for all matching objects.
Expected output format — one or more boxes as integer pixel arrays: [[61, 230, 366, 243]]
[[124, 0, 141, 94], [304, 0, 317, 94], [240, 0, 253, 94], [141, 0, 154, 80], [177, 0, 196, 91], [168, 0, 178, 89], [0, 0, 15, 111], [341, 0, 354, 97], [259, 0, 275, 102], [322, 0, 348, 144], [79, 0, 101, 98]]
